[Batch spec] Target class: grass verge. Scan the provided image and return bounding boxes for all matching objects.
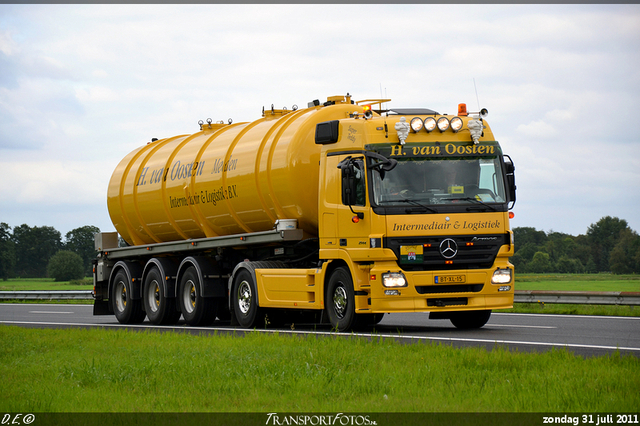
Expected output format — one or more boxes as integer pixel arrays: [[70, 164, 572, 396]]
[[515, 274, 640, 292], [0, 325, 638, 413], [509, 274, 640, 316], [504, 303, 638, 317], [0, 277, 92, 291]]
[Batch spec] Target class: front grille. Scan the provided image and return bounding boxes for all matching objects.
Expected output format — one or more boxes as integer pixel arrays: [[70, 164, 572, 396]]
[[384, 234, 509, 271], [427, 298, 468, 307], [416, 284, 483, 294]]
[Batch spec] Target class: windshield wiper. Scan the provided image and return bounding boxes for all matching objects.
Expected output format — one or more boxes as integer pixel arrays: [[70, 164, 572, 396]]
[[386, 198, 438, 213], [452, 197, 497, 211]]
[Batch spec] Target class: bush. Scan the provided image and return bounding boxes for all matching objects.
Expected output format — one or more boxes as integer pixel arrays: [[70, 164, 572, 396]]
[[47, 250, 85, 282], [69, 277, 92, 286], [528, 251, 551, 273]]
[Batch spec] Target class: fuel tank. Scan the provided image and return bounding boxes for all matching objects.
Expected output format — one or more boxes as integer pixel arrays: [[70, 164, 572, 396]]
[[107, 95, 362, 246]]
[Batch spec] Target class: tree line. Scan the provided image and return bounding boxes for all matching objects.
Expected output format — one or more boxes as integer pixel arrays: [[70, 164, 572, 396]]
[[0, 223, 100, 281], [512, 216, 639, 274], [0, 216, 638, 281]]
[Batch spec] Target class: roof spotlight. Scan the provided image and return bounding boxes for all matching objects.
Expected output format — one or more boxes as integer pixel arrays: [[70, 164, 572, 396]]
[[437, 117, 450, 132], [450, 117, 463, 133], [424, 117, 437, 133], [410, 117, 424, 132]]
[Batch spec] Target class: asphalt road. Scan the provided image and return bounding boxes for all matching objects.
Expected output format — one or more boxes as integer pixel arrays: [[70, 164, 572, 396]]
[[1, 303, 639, 358]]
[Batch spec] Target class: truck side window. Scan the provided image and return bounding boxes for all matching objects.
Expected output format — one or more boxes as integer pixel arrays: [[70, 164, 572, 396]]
[[352, 159, 366, 206]]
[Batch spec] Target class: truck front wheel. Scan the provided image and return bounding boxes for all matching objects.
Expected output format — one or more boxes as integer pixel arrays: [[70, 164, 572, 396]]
[[450, 310, 491, 329], [143, 267, 180, 325], [111, 269, 145, 324], [326, 267, 357, 332], [232, 269, 262, 328]]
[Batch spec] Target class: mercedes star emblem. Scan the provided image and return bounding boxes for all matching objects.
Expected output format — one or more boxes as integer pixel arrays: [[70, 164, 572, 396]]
[[439, 238, 458, 259]]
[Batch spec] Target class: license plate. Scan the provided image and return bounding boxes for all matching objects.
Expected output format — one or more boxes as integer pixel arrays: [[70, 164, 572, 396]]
[[435, 275, 466, 284]]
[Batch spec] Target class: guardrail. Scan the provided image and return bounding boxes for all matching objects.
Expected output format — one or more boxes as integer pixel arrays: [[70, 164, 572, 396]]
[[1, 290, 639, 305], [0, 290, 93, 300], [514, 290, 640, 306]]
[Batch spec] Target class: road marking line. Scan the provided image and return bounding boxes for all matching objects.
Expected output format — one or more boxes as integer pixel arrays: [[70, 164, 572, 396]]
[[495, 313, 640, 321], [1, 320, 639, 353], [28, 311, 75, 314], [488, 324, 556, 329]]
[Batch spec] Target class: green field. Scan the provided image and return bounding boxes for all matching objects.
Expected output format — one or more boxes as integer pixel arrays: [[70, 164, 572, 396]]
[[0, 326, 637, 413], [515, 274, 640, 292], [507, 274, 640, 316], [0, 277, 92, 291]]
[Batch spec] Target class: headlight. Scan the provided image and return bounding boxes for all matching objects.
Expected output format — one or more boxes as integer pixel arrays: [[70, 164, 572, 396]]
[[382, 272, 407, 288], [410, 117, 424, 132], [437, 117, 450, 132], [424, 117, 437, 132], [450, 116, 463, 133], [491, 268, 512, 284]]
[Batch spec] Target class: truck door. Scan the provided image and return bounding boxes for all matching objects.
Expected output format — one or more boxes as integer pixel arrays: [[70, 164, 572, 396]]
[[336, 156, 372, 251]]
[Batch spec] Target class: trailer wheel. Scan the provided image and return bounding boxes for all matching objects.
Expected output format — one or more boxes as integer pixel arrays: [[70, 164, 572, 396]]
[[179, 267, 217, 326], [450, 310, 491, 329], [216, 299, 232, 321], [111, 269, 145, 324], [143, 267, 180, 325], [326, 267, 357, 332], [232, 269, 262, 328]]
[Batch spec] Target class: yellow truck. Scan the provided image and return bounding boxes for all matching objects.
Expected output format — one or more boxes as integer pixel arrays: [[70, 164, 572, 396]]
[[93, 94, 516, 331]]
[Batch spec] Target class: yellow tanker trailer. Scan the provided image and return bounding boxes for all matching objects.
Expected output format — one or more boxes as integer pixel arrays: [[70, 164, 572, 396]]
[[94, 94, 517, 331]]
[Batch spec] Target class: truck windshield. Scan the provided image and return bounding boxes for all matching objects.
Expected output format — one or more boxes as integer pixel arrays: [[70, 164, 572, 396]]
[[371, 155, 507, 209]]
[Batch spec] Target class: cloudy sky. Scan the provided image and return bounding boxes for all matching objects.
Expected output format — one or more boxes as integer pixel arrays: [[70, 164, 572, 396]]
[[1, 4, 639, 239]]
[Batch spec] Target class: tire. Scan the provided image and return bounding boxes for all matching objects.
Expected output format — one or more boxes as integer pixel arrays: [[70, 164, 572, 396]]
[[367, 313, 385, 325], [111, 269, 145, 324], [325, 267, 358, 332], [216, 299, 232, 321], [232, 269, 262, 328], [450, 310, 492, 329], [143, 267, 181, 325], [179, 267, 217, 326], [264, 309, 287, 328]]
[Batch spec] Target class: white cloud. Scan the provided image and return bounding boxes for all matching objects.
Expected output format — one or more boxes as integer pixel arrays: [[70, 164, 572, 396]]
[[516, 120, 558, 139], [0, 28, 17, 55], [74, 86, 118, 103], [0, 159, 108, 203]]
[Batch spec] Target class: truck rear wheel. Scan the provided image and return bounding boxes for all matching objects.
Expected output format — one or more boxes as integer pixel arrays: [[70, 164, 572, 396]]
[[143, 267, 180, 325], [326, 267, 357, 332], [179, 267, 217, 326], [232, 269, 262, 328], [450, 310, 491, 329], [111, 269, 145, 324]]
